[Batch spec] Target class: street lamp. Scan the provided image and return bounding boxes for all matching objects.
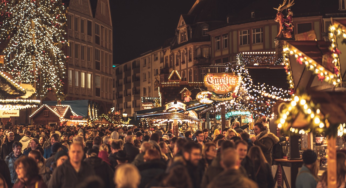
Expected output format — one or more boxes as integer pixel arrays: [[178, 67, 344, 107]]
[[122, 112, 128, 122]]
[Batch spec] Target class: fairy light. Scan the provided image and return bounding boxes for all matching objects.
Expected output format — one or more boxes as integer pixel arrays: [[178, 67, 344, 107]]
[[0, 0, 68, 99]]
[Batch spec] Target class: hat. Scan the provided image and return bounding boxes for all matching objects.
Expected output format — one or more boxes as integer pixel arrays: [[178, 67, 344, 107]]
[[115, 150, 128, 161], [302, 149, 317, 165], [55, 150, 68, 162], [51, 143, 62, 153]]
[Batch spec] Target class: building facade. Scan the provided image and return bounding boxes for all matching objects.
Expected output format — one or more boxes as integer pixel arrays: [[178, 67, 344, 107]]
[[65, 0, 113, 114]]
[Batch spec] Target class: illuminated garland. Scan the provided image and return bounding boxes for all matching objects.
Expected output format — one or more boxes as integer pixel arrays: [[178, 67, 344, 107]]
[[0, 0, 68, 99], [277, 90, 326, 135]]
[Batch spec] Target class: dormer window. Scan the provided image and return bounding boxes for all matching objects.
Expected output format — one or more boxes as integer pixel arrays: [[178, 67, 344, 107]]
[[340, 0, 346, 10], [180, 32, 187, 43]]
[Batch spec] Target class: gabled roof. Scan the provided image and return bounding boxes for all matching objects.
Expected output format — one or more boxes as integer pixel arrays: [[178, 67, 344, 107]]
[[29, 104, 77, 119], [0, 72, 26, 96], [287, 41, 331, 66]]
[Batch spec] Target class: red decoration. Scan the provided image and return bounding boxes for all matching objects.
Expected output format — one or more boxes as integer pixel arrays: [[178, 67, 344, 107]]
[[317, 74, 325, 82], [333, 48, 341, 55], [334, 67, 339, 75], [289, 89, 295, 95], [297, 55, 304, 65]]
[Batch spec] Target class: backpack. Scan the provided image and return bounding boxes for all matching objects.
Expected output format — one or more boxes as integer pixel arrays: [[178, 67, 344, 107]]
[[272, 141, 284, 161]]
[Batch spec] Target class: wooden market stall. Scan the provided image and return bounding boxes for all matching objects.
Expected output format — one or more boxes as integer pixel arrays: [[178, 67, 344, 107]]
[[29, 104, 78, 126]]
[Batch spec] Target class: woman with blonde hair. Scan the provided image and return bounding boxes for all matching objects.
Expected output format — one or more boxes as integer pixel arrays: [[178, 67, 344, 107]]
[[226, 129, 238, 140], [114, 164, 141, 188], [98, 144, 111, 165]]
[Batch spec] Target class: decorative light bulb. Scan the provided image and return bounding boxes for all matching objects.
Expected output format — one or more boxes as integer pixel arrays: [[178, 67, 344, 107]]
[[319, 123, 324, 128], [314, 117, 320, 124]]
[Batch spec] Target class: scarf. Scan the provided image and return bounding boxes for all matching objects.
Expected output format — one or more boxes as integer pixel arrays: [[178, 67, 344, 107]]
[[256, 129, 268, 140]]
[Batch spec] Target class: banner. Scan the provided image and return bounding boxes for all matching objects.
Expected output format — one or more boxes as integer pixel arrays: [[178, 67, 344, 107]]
[[0, 110, 20, 118]]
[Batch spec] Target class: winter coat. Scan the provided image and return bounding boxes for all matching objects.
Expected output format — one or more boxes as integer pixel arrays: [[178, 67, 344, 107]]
[[43, 144, 67, 159], [123, 143, 139, 163], [0, 158, 12, 188], [132, 152, 145, 167], [240, 156, 256, 182], [13, 175, 47, 188], [14, 134, 21, 142], [0, 140, 14, 159], [98, 150, 111, 166], [109, 152, 118, 169], [254, 131, 279, 164], [201, 155, 223, 188], [5, 152, 22, 184], [207, 169, 258, 188], [137, 159, 166, 188], [38, 162, 51, 185], [84, 156, 115, 188], [48, 160, 95, 188], [295, 165, 318, 188], [19, 136, 31, 152], [254, 163, 274, 188]]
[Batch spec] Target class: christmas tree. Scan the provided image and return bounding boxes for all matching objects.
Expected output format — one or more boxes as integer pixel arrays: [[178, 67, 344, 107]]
[[0, 0, 68, 100]]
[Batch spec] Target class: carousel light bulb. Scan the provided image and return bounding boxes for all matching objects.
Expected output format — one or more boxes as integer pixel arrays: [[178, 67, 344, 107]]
[[314, 117, 320, 124], [316, 109, 320, 114], [311, 113, 315, 118], [307, 109, 312, 114], [291, 101, 297, 106], [300, 99, 306, 105], [294, 96, 299, 102], [278, 124, 282, 128], [319, 122, 324, 128]]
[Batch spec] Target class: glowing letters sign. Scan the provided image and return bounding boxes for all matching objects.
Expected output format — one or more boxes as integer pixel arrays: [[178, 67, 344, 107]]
[[204, 73, 240, 95], [196, 91, 213, 104]]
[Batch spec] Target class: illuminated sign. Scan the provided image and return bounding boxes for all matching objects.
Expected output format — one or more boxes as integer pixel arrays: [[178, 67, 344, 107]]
[[142, 102, 154, 110], [0, 110, 20, 118], [196, 91, 213, 104], [20, 84, 36, 99], [216, 111, 251, 120], [204, 73, 241, 95], [187, 110, 198, 119], [165, 101, 186, 111]]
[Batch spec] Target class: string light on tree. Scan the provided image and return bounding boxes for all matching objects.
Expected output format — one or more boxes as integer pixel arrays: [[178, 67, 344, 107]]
[[0, 0, 68, 99]]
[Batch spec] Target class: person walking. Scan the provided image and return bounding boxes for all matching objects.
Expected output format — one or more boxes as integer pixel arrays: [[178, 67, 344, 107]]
[[251, 122, 279, 164], [13, 156, 47, 188], [1, 132, 15, 159], [85, 148, 115, 188], [114, 164, 140, 188], [48, 142, 95, 188], [109, 141, 122, 168], [19, 131, 31, 153], [132, 142, 153, 166], [248, 145, 274, 188], [207, 148, 258, 188], [28, 150, 51, 185], [5, 141, 23, 185], [23, 139, 43, 156], [123, 135, 139, 163], [235, 140, 256, 181], [296, 149, 319, 188], [317, 152, 346, 188]]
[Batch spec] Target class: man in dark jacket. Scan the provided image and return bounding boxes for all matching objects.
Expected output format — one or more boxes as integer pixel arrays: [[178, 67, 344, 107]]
[[0, 132, 14, 159], [48, 142, 95, 188], [0, 158, 12, 188], [168, 141, 203, 188], [5, 141, 22, 185], [44, 134, 67, 159], [123, 135, 139, 163], [109, 141, 122, 168], [207, 148, 258, 188], [85, 148, 115, 188], [236, 140, 256, 182], [132, 141, 153, 167], [201, 140, 234, 188], [23, 138, 44, 156]]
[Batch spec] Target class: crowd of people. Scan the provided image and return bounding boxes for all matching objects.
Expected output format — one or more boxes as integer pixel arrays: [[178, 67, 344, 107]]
[[0, 120, 340, 188]]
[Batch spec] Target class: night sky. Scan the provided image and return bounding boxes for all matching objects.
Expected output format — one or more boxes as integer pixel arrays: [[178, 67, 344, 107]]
[[110, 0, 196, 64]]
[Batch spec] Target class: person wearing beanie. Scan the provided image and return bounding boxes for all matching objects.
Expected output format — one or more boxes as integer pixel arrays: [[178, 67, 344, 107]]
[[296, 149, 319, 188], [45, 142, 64, 169], [55, 150, 68, 167]]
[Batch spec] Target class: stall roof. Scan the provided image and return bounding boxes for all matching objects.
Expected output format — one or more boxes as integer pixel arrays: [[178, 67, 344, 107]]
[[43, 100, 88, 117], [309, 91, 346, 125], [0, 72, 26, 96]]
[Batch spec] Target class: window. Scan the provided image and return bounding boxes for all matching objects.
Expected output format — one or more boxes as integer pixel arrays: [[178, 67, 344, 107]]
[[170, 55, 174, 67], [340, 0, 346, 10], [188, 49, 192, 62], [182, 52, 186, 64], [143, 87, 147, 96], [223, 35, 228, 48], [154, 69, 158, 76], [176, 53, 180, 66], [95, 24, 100, 45], [67, 14, 72, 30], [80, 19, 84, 33], [154, 54, 158, 61], [297, 23, 312, 34], [101, 2, 106, 15], [215, 37, 220, 50], [165, 56, 168, 67], [81, 72, 85, 88], [95, 76, 101, 97], [202, 27, 208, 36], [252, 28, 263, 44], [74, 44, 79, 58], [69, 42, 73, 58], [239, 30, 249, 45], [68, 69, 72, 86], [87, 73, 91, 89], [148, 72, 151, 83], [143, 73, 146, 81], [75, 71, 79, 87], [180, 32, 187, 42], [95, 49, 100, 70], [44, 110, 49, 117], [182, 70, 186, 81], [87, 21, 92, 36], [81, 46, 85, 60], [143, 59, 146, 67], [87, 47, 91, 61], [74, 17, 78, 32], [148, 87, 151, 95], [189, 69, 192, 82]]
